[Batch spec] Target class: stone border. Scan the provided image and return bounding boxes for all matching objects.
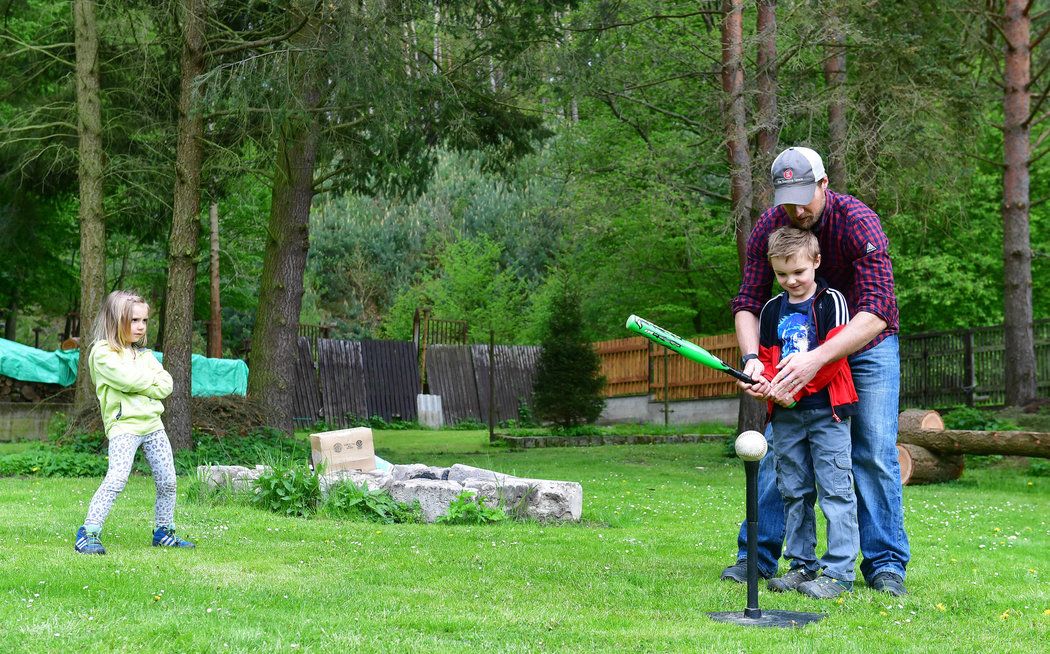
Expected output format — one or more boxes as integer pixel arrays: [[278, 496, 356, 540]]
[[497, 433, 729, 449]]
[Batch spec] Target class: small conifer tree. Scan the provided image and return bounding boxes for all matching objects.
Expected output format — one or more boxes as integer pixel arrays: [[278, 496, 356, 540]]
[[532, 285, 606, 428]]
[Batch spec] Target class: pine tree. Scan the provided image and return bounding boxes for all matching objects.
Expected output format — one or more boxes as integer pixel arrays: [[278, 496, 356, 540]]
[[532, 286, 606, 428]]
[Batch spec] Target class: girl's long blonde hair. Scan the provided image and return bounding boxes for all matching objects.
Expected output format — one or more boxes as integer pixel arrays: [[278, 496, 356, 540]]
[[91, 290, 149, 351]]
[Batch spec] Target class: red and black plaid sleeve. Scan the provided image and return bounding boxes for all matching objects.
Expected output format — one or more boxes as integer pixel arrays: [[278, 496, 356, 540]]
[[729, 207, 779, 316], [838, 196, 899, 333]]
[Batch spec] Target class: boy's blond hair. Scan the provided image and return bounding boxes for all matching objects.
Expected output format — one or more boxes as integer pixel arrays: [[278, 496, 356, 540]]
[[767, 226, 820, 262], [91, 290, 149, 351]]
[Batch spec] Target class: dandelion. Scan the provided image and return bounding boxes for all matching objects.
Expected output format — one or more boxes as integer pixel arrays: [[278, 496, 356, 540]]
[[879, 611, 888, 616], [153, 595, 162, 602], [999, 610, 1011, 620], [935, 603, 946, 612]]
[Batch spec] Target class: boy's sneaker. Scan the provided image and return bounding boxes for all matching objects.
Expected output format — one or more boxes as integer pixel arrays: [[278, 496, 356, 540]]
[[74, 526, 106, 555], [870, 571, 906, 596], [798, 574, 853, 599], [720, 558, 773, 583], [152, 526, 195, 549], [768, 566, 819, 592]]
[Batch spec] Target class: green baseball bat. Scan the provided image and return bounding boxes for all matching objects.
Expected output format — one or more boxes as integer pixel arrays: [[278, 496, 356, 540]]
[[625, 314, 756, 385]]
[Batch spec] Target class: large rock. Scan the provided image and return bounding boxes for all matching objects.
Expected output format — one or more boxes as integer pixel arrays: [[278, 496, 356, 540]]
[[388, 479, 465, 522], [463, 478, 582, 522], [197, 465, 270, 492], [390, 464, 449, 482], [320, 469, 392, 495], [446, 463, 510, 484]]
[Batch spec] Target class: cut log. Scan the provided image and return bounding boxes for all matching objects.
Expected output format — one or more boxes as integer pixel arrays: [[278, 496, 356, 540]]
[[897, 443, 964, 485], [898, 429, 1049, 458], [898, 409, 944, 432]]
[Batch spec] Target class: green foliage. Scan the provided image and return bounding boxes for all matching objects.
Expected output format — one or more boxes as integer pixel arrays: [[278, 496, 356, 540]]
[[451, 419, 488, 431], [320, 481, 422, 524], [532, 281, 606, 428], [0, 447, 109, 478], [252, 462, 322, 519], [436, 490, 507, 525], [177, 428, 311, 475], [942, 406, 1020, 432]]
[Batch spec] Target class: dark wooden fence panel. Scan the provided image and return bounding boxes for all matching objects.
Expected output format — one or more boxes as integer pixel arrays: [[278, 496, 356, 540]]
[[291, 337, 323, 428], [360, 340, 419, 421], [317, 339, 368, 427], [472, 345, 541, 423], [426, 345, 480, 425]]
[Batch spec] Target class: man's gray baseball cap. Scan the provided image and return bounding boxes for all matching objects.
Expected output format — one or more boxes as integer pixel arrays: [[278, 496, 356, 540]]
[[771, 147, 826, 206]]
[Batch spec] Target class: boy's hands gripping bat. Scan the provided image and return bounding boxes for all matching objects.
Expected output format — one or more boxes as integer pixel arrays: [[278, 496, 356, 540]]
[[625, 315, 756, 384]]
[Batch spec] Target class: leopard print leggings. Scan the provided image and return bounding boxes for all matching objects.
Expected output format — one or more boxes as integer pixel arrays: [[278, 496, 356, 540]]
[[84, 429, 177, 530]]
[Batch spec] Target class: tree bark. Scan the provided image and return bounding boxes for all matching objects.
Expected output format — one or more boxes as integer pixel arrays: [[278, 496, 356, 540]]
[[207, 201, 223, 358], [1002, 0, 1037, 406], [897, 443, 964, 485], [73, 0, 106, 417], [752, 0, 778, 213], [898, 408, 945, 432], [823, 3, 848, 190], [722, 1, 762, 434], [4, 297, 16, 341], [163, 0, 208, 451], [897, 429, 1049, 458]]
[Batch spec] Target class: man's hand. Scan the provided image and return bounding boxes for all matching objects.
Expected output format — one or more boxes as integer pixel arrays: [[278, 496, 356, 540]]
[[738, 358, 769, 399], [768, 349, 825, 400]]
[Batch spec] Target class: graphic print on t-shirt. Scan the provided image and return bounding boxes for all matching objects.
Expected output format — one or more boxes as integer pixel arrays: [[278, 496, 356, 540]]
[[777, 298, 817, 357]]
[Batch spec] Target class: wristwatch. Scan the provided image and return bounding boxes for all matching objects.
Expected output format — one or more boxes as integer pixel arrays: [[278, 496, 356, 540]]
[[741, 353, 759, 367]]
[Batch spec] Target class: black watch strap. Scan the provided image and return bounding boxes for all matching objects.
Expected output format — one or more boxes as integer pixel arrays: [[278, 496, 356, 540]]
[[741, 353, 759, 367]]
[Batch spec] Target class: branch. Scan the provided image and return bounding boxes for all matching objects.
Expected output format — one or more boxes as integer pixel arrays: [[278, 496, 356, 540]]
[[1029, 52, 1050, 86], [564, 10, 721, 33], [1027, 85, 1050, 127], [962, 150, 1005, 168], [596, 88, 706, 130], [1031, 21, 1050, 51], [0, 33, 73, 67], [1028, 144, 1050, 166], [208, 0, 322, 57]]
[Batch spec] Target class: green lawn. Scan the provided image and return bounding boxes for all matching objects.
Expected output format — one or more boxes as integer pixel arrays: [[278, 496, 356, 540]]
[[1, 431, 1047, 652]]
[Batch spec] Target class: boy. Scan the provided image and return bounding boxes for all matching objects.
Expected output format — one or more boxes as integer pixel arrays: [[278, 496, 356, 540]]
[[749, 226, 860, 599]]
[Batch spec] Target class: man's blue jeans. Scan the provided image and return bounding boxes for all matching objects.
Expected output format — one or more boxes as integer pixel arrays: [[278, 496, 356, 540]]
[[736, 335, 910, 583]]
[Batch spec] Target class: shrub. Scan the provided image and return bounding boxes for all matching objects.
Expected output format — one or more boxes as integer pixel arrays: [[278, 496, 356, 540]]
[[0, 447, 109, 477], [437, 490, 507, 525], [532, 282, 606, 428], [321, 481, 422, 523], [252, 462, 322, 518], [942, 406, 1019, 431], [176, 427, 310, 475]]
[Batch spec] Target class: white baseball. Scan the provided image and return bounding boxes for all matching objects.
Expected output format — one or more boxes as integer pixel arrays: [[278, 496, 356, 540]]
[[734, 430, 768, 461]]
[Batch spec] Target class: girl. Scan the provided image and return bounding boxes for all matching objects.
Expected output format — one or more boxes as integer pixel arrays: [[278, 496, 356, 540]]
[[74, 290, 194, 554]]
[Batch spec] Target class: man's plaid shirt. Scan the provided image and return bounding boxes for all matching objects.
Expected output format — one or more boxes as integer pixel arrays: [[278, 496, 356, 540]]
[[730, 189, 899, 352]]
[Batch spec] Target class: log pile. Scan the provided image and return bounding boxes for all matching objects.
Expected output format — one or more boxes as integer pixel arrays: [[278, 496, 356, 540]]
[[896, 408, 1050, 485], [0, 375, 74, 404]]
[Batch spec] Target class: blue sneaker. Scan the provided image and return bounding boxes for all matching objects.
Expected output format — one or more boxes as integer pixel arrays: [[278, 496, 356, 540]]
[[74, 526, 106, 555], [152, 526, 195, 549]]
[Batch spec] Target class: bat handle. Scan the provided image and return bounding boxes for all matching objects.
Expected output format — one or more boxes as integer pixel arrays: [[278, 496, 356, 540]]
[[725, 367, 756, 385]]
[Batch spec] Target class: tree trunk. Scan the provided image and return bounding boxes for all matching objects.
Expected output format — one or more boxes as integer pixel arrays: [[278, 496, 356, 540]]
[[73, 0, 106, 418], [721, 1, 761, 434], [897, 443, 964, 485], [897, 429, 1049, 458], [1002, 0, 1037, 406], [4, 297, 16, 341], [823, 3, 848, 190], [163, 0, 207, 451], [752, 0, 778, 212], [898, 408, 945, 432], [248, 117, 319, 433], [207, 200, 223, 358]]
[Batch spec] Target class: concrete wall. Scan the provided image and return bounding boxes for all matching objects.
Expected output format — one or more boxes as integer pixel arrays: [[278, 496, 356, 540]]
[[598, 395, 739, 426], [0, 403, 72, 441]]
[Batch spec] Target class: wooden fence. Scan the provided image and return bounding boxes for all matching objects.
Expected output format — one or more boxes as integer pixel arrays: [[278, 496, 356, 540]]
[[595, 333, 742, 400], [899, 319, 1050, 409], [291, 338, 540, 427]]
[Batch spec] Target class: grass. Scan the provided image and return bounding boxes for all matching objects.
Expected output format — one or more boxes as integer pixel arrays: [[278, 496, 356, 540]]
[[1, 431, 1047, 653]]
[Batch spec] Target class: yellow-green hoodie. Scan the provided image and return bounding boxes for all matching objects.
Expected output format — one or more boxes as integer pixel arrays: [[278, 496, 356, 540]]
[[89, 340, 173, 438]]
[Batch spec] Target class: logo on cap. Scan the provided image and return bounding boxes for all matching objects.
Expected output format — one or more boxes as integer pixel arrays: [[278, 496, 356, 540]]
[[783, 169, 794, 180]]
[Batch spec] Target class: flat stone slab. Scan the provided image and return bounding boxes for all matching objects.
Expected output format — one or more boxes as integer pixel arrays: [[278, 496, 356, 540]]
[[197, 465, 270, 492], [389, 479, 464, 523]]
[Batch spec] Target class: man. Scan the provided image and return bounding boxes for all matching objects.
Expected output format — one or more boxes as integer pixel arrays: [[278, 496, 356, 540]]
[[721, 146, 909, 596]]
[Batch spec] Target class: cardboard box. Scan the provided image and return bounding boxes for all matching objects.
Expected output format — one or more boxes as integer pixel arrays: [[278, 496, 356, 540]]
[[310, 427, 377, 472]]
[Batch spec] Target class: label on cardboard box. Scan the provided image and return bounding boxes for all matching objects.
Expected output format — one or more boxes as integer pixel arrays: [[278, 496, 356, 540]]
[[310, 427, 377, 472]]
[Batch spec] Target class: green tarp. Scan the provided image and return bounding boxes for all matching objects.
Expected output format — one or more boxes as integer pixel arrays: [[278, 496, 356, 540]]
[[0, 338, 247, 396]]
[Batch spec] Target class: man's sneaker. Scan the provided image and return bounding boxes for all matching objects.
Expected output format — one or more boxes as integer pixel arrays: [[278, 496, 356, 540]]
[[152, 526, 195, 549], [870, 571, 906, 596], [798, 574, 853, 599], [768, 566, 819, 593], [720, 558, 772, 583], [74, 526, 106, 555]]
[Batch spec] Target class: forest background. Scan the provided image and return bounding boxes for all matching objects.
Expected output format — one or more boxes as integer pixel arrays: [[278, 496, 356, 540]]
[[1, 1, 1047, 439]]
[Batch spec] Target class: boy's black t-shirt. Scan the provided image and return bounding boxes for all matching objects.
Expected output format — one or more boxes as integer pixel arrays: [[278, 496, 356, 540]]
[[776, 297, 831, 410]]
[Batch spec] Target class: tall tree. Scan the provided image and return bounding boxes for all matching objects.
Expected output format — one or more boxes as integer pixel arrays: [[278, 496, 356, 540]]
[[1000, 0, 1037, 405], [72, 0, 105, 415], [721, 0, 752, 266], [162, 0, 208, 450], [823, 1, 848, 190]]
